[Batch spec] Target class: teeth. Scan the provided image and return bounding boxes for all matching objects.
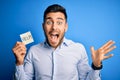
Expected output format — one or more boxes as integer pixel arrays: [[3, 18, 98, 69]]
[[51, 34, 58, 37], [51, 35, 57, 39], [52, 34, 57, 36]]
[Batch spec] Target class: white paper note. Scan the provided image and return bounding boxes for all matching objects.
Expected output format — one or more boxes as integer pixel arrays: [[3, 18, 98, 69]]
[[20, 31, 34, 45]]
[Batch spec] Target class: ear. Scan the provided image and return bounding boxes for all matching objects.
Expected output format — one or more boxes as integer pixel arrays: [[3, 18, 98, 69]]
[[65, 23, 68, 32]]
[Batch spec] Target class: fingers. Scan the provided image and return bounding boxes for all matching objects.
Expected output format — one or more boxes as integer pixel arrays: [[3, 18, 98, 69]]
[[103, 46, 116, 54], [90, 46, 97, 61], [13, 44, 26, 52], [90, 46, 95, 55], [12, 41, 27, 56], [99, 40, 116, 54], [12, 41, 27, 65], [100, 40, 115, 50], [104, 54, 114, 60], [14, 41, 25, 47]]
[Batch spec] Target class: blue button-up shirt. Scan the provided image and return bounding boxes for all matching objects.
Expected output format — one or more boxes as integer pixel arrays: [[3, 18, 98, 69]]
[[14, 38, 101, 80]]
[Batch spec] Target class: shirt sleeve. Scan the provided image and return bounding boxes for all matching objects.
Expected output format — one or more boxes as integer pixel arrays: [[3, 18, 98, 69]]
[[77, 43, 101, 80], [14, 65, 25, 80], [13, 48, 34, 80]]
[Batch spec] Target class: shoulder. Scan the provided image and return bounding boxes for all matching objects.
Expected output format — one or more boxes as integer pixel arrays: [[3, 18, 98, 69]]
[[26, 42, 45, 57], [66, 38, 87, 53], [28, 42, 44, 52], [65, 38, 85, 50], [65, 39, 88, 58]]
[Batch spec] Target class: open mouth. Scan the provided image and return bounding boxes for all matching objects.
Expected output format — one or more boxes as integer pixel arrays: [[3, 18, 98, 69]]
[[49, 32, 59, 44], [51, 34, 59, 38]]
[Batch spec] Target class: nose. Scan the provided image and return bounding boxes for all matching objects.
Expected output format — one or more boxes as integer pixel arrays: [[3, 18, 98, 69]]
[[52, 22, 57, 30]]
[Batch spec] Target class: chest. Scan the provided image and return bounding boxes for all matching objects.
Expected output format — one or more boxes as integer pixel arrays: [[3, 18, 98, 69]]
[[32, 48, 82, 76]]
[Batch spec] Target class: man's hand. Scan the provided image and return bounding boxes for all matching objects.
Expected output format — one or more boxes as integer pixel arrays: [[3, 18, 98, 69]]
[[12, 41, 27, 66], [91, 40, 116, 67]]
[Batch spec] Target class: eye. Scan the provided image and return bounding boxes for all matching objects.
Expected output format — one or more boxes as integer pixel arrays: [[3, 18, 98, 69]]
[[46, 21, 53, 25], [57, 21, 63, 25]]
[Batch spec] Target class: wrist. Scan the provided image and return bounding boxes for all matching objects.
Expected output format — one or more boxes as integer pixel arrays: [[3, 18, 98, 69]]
[[93, 63, 101, 67], [92, 62, 103, 70], [16, 60, 24, 66]]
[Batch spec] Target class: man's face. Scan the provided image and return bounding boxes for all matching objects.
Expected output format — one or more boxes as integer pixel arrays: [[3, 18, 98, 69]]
[[43, 12, 68, 48]]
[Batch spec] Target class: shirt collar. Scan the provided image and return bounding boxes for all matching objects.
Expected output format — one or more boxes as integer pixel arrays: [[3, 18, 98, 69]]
[[44, 37, 71, 49]]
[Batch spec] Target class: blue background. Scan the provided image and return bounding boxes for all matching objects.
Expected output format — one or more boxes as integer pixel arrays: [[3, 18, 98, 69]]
[[0, 0, 120, 80]]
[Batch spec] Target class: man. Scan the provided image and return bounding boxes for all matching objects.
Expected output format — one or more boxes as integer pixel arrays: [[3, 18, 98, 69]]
[[12, 4, 116, 80]]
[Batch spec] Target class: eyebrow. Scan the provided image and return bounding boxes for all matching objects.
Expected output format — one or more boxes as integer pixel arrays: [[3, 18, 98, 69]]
[[45, 17, 64, 20]]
